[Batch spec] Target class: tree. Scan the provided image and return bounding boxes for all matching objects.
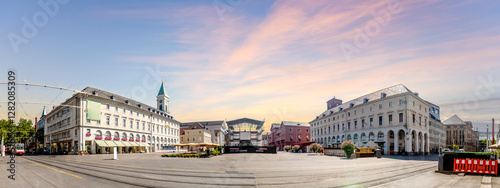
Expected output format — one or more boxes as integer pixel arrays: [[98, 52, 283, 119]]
[[0, 118, 34, 145], [310, 143, 323, 153], [341, 140, 356, 158]]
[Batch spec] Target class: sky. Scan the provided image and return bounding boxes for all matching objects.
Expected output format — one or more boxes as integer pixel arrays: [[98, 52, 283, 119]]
[[1, 0, 500, 132]]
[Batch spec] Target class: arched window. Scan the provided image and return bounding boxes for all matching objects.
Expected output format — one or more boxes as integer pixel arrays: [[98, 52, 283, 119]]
[[105, 131, 111, 138], [95, 130, 102, 136], [130, 134, 134, 139], [122, 133, 127, 139], [114, 132, 119, 138], [369, 132, 375, 141]]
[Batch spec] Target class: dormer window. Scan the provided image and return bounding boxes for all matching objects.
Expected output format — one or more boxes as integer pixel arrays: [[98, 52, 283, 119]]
[[339, 107, 343, 111], [381, 93, 387, 98], [110, 95, 114, 100], [125, 100, 129, 104], [92, 91, 98, 96], [363, 98, 369, 103], [350, 103, 354, 108], [330, 111, 333, 114], [137, 104, 141, 108]]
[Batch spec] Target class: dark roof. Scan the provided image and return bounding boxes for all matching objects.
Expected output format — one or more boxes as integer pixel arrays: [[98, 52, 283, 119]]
[[180, 121, 225, 128], [227, 118, 264, 130], [81, 86, 176, 121]]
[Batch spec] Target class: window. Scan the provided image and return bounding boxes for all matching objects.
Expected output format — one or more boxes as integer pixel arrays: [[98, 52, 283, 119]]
[[362, 119, 365, 128], [181, 137, 183, 142], [370, 118, 373, 126], [412, 101, 415, 106], [142, 123, 145, 130], [298, 128, 301, 132], [412, 114, 416, 123], [361, 108, 364, 113], [399, 113, 403, 123], [348, 122, 351, 130], [148, 124, 151, 131], [378, 116, 383, 126], [86, 119, 90, 124], [354, 121, 357, 129], [389, 101, 393, 107], [389, 114, 393, 124], [114, 117, 118, 126], [290, 128, 292, 132], [187, 138, 189, 142], [106, 104, 110, 110], [123, 108, 126, 113], [115, 106, 118, 111], [354, 110, 357, 115], [290, 135, 293, 141], [137, 121, 140, 130], [348, 112, 350, 117], [399, 99, 403, 106], [193, 137, 196, 142], [370, 106, 373, 111], [106, 116, 110, 125], [379, 104, 382, 109], [97, 120, 101, 125], [419, 117, 422, 125], [342, 123, 345, 131], [342, 114, 344, 118], [123, 118, 126, 128], [306, 129, 309, 132]]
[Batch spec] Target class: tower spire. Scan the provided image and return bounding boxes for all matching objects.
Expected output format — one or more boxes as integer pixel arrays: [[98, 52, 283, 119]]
[[158, 79, 167, 96]]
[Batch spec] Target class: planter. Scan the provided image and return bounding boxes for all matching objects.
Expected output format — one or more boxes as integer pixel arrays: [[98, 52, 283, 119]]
[[113, 138, 120, 141], [129, 138, 134, 141], [85, 133, 91, 136], [122, 138, 127, 141], [142, 139, 146, 142], [105, 137, 112, 140], [135, 139, 140, 142], [95, 136, 103, 140]]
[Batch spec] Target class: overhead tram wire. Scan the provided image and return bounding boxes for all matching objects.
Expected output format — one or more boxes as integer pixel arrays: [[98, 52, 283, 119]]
[[0, 82, 87, 119]]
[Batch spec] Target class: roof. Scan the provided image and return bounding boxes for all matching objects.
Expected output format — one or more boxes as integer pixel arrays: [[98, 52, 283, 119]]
[[282, 121, 310, 127], [81, 86, 176, 121], [227, 118, 264, 130], [180, 121, 225, 128], [314, 84, 412, 120], [270, 123, 281, 130], [158, 80, 167, 96], [443, 115, 466, 125]]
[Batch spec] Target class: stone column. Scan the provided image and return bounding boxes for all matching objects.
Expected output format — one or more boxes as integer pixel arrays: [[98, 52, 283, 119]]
[[384, 132, 389, 155], [406, 131, 412, 155], [426, 134, 430, 154], [394, 132, 398, 155]]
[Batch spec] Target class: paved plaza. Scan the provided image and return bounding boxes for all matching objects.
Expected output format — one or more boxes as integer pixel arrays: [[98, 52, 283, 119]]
[[1, 152, 497, 187]]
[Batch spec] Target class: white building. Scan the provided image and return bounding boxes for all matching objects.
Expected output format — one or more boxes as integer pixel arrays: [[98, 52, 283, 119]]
[[44, 81, 180, 154], [310, 84, 432, 155]]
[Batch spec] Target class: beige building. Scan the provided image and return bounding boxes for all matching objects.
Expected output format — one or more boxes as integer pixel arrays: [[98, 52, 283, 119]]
[[443, 115, 479, 152], [310, 84, 433, 155], [180, 123, 212, 144]]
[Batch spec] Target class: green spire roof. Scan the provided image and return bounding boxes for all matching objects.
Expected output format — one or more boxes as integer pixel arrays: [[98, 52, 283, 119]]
[[158, 79, 167, 96]]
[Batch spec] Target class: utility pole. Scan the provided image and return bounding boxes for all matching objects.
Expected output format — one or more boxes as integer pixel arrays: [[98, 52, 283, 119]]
[[493, 118, 495, 145]]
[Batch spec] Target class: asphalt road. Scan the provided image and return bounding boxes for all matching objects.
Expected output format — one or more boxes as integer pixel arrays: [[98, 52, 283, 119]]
[[0, 152, 497, 188]]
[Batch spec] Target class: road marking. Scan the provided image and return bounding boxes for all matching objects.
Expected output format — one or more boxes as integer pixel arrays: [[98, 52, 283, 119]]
[[164, 168, 225, 173], [42, 157, 143, 168], [19, 157, 83, 179], [480, 175, 492, 188]]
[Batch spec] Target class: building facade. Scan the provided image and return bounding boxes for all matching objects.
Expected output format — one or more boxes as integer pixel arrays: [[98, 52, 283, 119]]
[[44, 81, 180, 154], [310, 84, 432, 155], [180, 123, 212, 144], [227, 118, 264, 146], [180, 120, 228, 146], [443, 115, 479, 152], [268, 121, 311, 151], [427, 102, 446, 153]]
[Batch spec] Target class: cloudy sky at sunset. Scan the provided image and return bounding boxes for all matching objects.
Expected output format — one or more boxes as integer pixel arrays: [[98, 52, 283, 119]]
[[1, 0, 500, 132]]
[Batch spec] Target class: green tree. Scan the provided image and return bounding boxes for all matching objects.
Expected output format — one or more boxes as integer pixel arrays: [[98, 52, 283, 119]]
[[341, 140, 356, 158], [0, 118, 34, 145]]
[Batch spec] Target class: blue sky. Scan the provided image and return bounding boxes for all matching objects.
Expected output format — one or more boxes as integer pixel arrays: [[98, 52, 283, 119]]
[[1, 0, 500, 131]]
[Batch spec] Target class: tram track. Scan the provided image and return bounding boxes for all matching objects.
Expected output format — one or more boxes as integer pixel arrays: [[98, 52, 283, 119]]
[[23, 156, 258, 187], [24, 156, 436, 187]]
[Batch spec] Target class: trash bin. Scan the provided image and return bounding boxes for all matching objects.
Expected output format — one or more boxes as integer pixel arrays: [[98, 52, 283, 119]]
[[375, 149, 382, 158]]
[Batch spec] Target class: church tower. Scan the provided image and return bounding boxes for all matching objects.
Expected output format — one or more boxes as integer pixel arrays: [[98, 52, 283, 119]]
[[157, 79, 170, 114]]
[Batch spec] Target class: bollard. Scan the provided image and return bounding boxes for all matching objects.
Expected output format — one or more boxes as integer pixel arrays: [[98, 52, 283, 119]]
[[113, 147, 118, 160]]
